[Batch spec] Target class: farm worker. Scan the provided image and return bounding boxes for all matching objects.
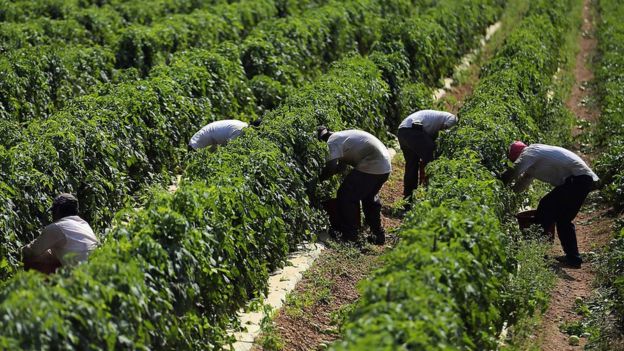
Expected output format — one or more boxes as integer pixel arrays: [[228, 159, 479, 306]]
[[188, 118, 261, 151], [21, 193, 99, 274], [501, 141, 599, 268], [317, 126, 391, 245], [397, 110, 458, 203]]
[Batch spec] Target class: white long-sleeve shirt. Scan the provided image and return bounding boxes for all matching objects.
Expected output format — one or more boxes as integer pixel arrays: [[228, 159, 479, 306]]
[[509, 144, 599, 192], [188, 119, 248, 150], [23, 216, 99, 266], [398, 110, 458, 135], [327, 130, 392, 175]]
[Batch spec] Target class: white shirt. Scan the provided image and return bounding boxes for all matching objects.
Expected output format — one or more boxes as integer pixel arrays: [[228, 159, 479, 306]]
[[509, 144, 599, 192], [398, 110, 458, 135], [23, 216, 99, 266], [327, 130, 392, 175], [188, 119, 248, 150]]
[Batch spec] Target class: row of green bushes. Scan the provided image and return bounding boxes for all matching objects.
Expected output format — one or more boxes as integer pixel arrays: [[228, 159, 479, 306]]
[[0, 0, 330, 123], [0, 0, 224, 24], [594, 0, 624, 211], [0, 0, 360, 264], [588, 0, 624, 346], [0, 0, 481, 270], [333, 0, 576, 349], [0, 1, 505, 349]]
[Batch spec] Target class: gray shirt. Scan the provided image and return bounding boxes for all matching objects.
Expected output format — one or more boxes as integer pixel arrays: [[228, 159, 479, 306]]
[[327, 130, 392, 175], [508, 144, 599, 192], [398, 110, 458, 135]]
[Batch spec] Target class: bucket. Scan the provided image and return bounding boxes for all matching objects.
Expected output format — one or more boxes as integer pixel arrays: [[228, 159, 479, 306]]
[[321, 198, 361, 230], [515, 209, 555, 240]]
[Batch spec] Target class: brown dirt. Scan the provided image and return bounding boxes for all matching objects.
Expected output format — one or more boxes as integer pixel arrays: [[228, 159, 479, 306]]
[[258, 245, 384, 351], [536, 1, 614, 350], [442, 75, 480, 115], [252, 157, 405, 351], [538, 205, 614, 351], [252, 18, 501, 351]]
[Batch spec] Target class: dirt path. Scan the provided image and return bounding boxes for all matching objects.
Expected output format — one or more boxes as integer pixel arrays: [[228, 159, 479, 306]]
[[537, 1, 614, 349], [250, 13, 511, 350], [251, 155, 405, 351], [252, 44, 499, 351]]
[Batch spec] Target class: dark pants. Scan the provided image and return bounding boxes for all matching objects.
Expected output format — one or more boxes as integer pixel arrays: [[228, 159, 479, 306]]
[[397, 127, 435, 199], [337, 170, 389, 240], [535, 175, 594, 259]]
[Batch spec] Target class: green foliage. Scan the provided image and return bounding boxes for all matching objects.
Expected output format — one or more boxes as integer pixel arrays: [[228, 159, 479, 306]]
[[0, 0, 532, 349], [594, 0, 624, 211], [333, 1, 575, 349], [0, 45, 115, 122], [588, 1, 624, 343]]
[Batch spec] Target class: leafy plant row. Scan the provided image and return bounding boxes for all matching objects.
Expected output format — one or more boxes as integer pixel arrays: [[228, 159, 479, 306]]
[[332, 0, 577, 349], [0, 0, 331, 123], [588, 0, 624, 344], [0, 0, 505, 349], [0, 0, 481, 272], [0, 0, 226, 25], [594, 0, 624, 211]]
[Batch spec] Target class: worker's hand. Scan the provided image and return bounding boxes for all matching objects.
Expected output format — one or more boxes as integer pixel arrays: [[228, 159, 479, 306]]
[[499, 169, 514, 185], [319, 159, 340, 182]]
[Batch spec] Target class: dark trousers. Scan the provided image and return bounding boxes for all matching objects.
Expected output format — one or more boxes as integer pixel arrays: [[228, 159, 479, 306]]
[[535, 175, 594, 258], [397, 128, 435, 199], [337, 170, 389, 240]]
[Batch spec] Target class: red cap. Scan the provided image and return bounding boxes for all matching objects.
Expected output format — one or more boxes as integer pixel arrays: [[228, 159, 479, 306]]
[[508, 141, 527, 162]]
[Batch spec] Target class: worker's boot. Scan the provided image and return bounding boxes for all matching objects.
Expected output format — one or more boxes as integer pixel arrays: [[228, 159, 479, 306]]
[[555, 254, 582, 268], [341, 229, 359, 243], [369, 228, 385, 246]]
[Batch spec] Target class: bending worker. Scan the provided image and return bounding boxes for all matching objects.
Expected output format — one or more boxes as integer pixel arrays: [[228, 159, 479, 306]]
[[188, 119, 261, 151], [397, 109, 457, 203], [501, 141, 599, 268], [317, 126, 391, 245], [22, 193, 99, 274]]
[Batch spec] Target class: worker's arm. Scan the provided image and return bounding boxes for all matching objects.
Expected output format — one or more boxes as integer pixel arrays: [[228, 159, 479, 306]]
[[500, 168, 516, 185], [320, 159, 345, 181], [501, 150, 535, 185], [512, 173, 533, 193], [22, 224, 66, 259]]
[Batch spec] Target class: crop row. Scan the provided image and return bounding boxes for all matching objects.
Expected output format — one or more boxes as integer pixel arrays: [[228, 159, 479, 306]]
[[594, 0, 624, 211], [0, 0, 226, 24], [0, 0, 476, 273], [0, 0, 504, 349], [332, 0, 577, 349], [0, 0, 333, 123], [591, 0, 624, 342]]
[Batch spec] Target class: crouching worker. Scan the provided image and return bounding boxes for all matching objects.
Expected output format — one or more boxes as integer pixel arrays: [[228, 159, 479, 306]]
[[501, 142, 599, 268], [317, 126, 391, 245], [22, 193, 99, 274], [397, 110, 458, 205], [188, 119, 261, 151]]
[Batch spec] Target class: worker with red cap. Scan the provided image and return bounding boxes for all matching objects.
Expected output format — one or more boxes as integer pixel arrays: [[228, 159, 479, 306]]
[[501, 141, 599, 268]]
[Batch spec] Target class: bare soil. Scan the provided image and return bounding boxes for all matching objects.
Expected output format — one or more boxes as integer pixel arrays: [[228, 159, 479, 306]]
[[252, 157, 405, 351], [252, 14, 503, 351], [538, 204, 614, 351], [536, 1, 615, 349]]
